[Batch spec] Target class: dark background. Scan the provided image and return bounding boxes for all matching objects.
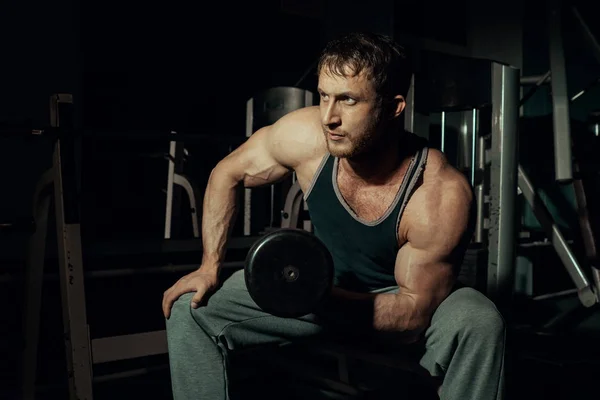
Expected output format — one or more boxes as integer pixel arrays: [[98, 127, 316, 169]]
[[2, 0, 600, 399]]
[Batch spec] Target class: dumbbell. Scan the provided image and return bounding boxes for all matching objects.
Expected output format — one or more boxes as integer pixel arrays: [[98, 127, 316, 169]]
[[244, 228, 334, 318]]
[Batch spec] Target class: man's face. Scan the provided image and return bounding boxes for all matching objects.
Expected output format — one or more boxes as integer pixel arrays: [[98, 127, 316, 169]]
[[317, 66, 384, 159]]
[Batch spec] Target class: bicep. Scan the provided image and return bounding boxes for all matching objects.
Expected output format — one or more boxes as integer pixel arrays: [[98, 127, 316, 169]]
[[395, 243, 455, 314], [395, 180, 474, 313]]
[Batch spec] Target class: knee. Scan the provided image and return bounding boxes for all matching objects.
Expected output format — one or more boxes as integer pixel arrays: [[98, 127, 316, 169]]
[[441, 288, 505, 342], [166, 293, 195, 333], [468, 302, 505, 343]]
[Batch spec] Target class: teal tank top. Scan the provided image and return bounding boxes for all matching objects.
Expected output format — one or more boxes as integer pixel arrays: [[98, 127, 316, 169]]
[[305, 134, 429, 292]]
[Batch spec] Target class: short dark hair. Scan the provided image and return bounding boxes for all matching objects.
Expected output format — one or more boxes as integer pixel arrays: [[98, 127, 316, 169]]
[[317, 32, 412, 100]]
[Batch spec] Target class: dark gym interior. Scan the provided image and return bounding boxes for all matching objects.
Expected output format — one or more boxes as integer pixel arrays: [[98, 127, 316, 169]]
[[2, 0, 600, 399]]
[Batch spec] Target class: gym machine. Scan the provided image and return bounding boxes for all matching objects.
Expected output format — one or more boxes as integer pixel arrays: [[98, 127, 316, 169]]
[[163, 131, 201, 239], [510, 0, 600, 334], [19, 93, 94, 400], [515, 1, 600, 317]]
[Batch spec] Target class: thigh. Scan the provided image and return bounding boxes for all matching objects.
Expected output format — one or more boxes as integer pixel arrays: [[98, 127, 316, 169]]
[[183, 269, 326, 351], [420, 286, 505, 375]]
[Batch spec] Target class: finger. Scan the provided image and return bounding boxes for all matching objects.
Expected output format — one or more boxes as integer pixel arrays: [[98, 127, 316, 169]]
[[191, 287, 205, 309], [163, 290, 173, 319], [164, 287, 187, 319], [162, 288, 172, 318]]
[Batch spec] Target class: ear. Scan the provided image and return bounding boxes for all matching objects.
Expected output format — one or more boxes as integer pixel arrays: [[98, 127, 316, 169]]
[[391, 95, 405, 118]]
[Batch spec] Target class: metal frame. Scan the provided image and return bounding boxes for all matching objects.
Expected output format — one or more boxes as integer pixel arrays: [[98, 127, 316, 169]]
[[164, 131, 200, 239], [403, 74, 430, 140], [456, 109, 478, 186], [517, 166, 597, 307], [21, 169, 54, 400], [25, 93, 95, 400], [404, 74, 416, 134], [486, 63, 520, 303], [280, 180, 304, 230], [172, 173, 200, 237], [519, 71, 551, 107], [52, 137, 94, 400], [514, 0, 600, 308], [474, 134, 488, 244], [164, 131, 181, 238], [547, 0, 573, 182], [520, 73, 551, 86]]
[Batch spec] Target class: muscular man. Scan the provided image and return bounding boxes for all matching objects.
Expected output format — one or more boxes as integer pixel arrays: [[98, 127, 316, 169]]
[[162, 32, 505, 400]]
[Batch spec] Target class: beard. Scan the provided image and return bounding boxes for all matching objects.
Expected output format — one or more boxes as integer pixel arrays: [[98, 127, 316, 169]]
[[324, 112, 386, 159]]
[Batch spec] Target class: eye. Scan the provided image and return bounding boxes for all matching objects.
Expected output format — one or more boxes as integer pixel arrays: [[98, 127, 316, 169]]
[[343, 96, 357, 105], [319, 92, 329, 101]]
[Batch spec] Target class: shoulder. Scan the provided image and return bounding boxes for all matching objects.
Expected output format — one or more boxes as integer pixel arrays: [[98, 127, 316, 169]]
[[405, 148, 475, 250], [421, 148, 474, 222], [257, 106, 327, 169], [271, 105, 322, 135]]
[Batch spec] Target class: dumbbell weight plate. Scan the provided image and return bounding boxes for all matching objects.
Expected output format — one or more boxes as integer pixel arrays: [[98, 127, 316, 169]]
[[244, 228, 334, 318]]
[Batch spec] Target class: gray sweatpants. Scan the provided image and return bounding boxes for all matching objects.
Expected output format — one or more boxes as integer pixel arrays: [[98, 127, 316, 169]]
[[165, 269, 505, 400]]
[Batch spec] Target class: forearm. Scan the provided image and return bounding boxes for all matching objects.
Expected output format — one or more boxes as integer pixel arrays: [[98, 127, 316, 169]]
[[332, 288, 426, 338], [200, 166, 241, 271]]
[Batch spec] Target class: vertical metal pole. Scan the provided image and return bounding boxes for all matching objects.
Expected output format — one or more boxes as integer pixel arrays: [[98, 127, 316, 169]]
[[21, 169, 54, 400], [487, 64, 519, 303], [475, 135, 487, 244], [458, 111, 470, 173], [471, 109, 478, 186], [164, 131, 176, 239], [548, 0, 573, 182], [459, 109, 477, 183], [403, 74, 430, 140], [51, 94, 94, 399], [441, 111, 446, 153], [173, 174, 200, 238], [404, 75, 415, 133]]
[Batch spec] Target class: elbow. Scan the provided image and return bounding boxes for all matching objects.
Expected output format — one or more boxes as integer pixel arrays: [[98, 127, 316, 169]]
[[395, 314, 429, 344], [409, 313, 430, 336], [210, 161, 242, 189], [399, 299, 432, 341]]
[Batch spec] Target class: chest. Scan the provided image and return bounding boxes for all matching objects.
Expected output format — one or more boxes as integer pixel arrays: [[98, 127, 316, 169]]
[[337, 176, 410, 247], [337, 177, 399, 221]]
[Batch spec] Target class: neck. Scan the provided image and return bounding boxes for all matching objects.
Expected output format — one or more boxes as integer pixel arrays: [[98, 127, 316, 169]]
[[343, 129, 409, 183]]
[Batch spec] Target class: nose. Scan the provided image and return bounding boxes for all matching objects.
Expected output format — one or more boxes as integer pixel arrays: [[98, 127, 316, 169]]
[[321, 101, 341, 129]]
